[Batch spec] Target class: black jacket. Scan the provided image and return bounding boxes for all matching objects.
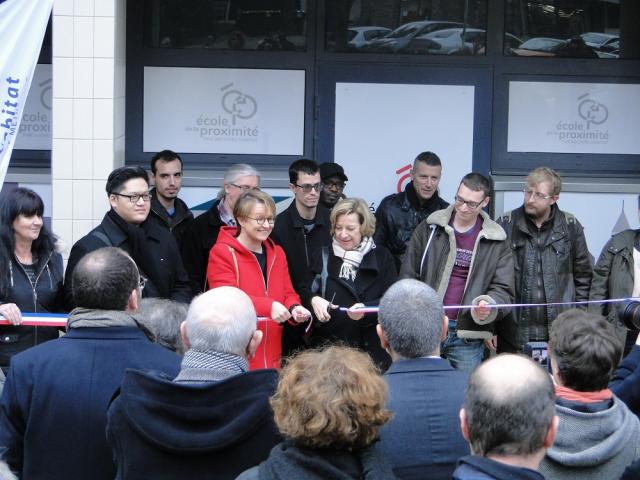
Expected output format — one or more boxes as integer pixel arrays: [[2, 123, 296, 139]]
[[0, 251, 64, 367], [147, 188, 194, 249], [496, 205, 592, 351], [64, 213, 192, 309], [301, 245, 397, 371], [180, 199, 225, 294], [374, 182, 449, 271], [453, 455, 544, 480], [106, 368, 281, 480], [271, 202, 332, 356]]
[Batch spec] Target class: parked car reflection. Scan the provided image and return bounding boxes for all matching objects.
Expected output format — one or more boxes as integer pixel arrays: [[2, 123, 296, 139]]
[[347, 26, 392, 50], [363, 20, 463, 53], [404, 28, 522, 56]]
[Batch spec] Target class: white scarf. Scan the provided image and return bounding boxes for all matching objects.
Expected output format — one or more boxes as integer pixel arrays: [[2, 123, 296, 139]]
[[332, 236, 375, 281]]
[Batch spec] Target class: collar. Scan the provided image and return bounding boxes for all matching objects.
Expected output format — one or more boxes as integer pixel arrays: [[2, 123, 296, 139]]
[[175, 349, 248, 383], [286, 201, 330, 229], [457, 455, 544, 480], [385, 356, 458, 375]]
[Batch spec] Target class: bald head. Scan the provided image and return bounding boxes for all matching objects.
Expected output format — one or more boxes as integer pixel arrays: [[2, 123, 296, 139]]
[[182, 287, 258, 357], [463, 354, 555, 457]]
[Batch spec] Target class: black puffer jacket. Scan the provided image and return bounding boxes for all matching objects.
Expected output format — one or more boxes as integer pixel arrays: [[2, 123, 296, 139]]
[[374, 182, 449, 271], [496, 205, 592, 351], [0, 251, 64, 367]]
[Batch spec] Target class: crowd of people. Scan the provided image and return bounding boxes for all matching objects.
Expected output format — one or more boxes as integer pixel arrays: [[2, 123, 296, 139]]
[[0, 149, 639, 479]]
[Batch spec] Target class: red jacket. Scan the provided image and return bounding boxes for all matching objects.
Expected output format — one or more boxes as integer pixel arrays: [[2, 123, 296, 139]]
[[207, 226, 301, 369]]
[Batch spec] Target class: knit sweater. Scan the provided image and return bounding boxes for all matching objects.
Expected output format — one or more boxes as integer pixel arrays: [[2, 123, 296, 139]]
[[539, 395, 640, 480]]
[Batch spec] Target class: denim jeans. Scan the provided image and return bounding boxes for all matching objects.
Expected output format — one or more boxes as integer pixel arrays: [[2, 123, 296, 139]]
[[441, 331, 484, 373]]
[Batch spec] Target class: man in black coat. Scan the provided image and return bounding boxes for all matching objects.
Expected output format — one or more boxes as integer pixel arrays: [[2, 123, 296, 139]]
[[180, 163, 261, 294], [106, 286, 281, 480], [147, 150, 194, 249], [374, 151, 449, 272], [271, 159, 332, 356], [64, 166, 192, 309]]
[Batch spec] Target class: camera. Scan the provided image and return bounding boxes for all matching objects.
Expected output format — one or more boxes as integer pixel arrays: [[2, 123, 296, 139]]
[[523, 341, 551, 372], [620, 300, 640, 330]]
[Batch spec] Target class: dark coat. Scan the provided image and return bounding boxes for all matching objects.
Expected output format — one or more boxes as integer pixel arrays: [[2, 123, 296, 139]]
[[271, 201, 332, 356], [496, 205, 593, 351], [147, 188, 194, 249], [64, 213, 192, 309], [453, 455, 544, 480], [180, 199, 225, 294], [107, 368, 281, 480], [301, 244, 397, 371], [0, 251, 64, 367], [0, 326, 180, 480], [610, 344, 640, 417], [400, 206, 515, 340], [377, 357, 469, 480], [374, 182, 449, 271], [589, 229, 639, 343]]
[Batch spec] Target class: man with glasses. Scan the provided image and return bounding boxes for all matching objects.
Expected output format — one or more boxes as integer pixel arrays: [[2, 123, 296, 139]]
[[495, 167, 592, 353], [181, 163, 261, 293], [64, 166, 192, 309], [272, 158, 332, 356], [319, 161, 348, 210], [400, 173, 514, 372], [375, 152, 449, 272]]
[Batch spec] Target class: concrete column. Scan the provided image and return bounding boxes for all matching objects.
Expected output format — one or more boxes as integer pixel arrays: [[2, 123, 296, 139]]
[[51, 0, 126, 259]]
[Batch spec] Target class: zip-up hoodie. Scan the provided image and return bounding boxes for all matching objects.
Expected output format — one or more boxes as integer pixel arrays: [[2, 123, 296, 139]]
[[207, 226, 301, 369], [106, 368, 281, 480]]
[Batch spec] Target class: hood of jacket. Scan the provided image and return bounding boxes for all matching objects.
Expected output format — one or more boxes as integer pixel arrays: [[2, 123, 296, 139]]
[[114, 368, 279, 453], [545, 396, 640, 468], [427, 205, 506, 242]]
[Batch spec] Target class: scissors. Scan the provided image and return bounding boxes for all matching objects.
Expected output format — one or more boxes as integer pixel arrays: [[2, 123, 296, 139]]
[[327, 292, 336, 314]]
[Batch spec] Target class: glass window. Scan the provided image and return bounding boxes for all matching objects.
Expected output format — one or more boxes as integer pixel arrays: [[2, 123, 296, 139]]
[[143, 0, 307, 51], [505, 0, 640, 59], [325, 0, 488, 56]]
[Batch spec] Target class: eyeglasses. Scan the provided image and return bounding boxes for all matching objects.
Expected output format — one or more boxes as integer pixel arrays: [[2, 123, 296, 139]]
[[138, 276, 147, 291], [523, 189, 553, 201], [295, 183, 323, 193], [324, 181, 346, 191], [454, 195, 484, 210], [247, 217, 275, 226], [230, 183, 258, 192], [112, 192, 152, 203]]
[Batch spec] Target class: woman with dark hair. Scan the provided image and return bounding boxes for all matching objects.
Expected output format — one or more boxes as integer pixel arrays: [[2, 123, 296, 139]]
[[207, 190, 311, 370], [237, 346, 396, 480], [0, 188, 64, 371]]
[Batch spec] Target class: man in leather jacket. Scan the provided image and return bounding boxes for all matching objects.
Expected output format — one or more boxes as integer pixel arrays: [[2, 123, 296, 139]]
[[495, 167, 592, 353], [374, 152, 449, 272]]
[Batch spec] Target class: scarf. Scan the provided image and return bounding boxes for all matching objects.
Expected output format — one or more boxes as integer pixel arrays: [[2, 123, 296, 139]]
[[555, 384, 613, 403], [175, 349, 248, 383], [67, 307, 139, 329], [257, 441, 395, 480], [332, 237, 375, 282]]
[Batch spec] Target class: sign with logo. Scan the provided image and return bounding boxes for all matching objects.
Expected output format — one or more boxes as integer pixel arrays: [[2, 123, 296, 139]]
[[334, 82, 475, 211], [0, 0, 54, 186], [14, 64, 51, 150], [143, 67, 305, 155], [508, 81, 640, 155]]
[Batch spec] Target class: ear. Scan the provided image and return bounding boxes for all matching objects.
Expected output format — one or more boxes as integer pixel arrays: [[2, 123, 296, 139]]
[[149, 171, 156, 185], [459, 409, 471, 442], [288, 182, 297, 194], [247, 330, 263, 360], [126, 288, 139, 313], [376, 324, 390, 352], [223, 182, 232, 197], [108, 194, 118, 210], [180, 321, 191, 351], [549, 194, 559, 206], [441, 315, 449, 342], [481, 196, 491, 209], [544, 415, 559, 448]]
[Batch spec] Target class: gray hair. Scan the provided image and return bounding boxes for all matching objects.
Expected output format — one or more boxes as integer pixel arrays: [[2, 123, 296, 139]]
[[136, 298, 188, 354], [216, 163, 262, 199], [184, 287, 257, 356], [378, 279, 443, 358]]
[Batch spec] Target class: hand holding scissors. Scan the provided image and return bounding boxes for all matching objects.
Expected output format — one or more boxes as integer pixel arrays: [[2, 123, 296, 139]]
[[311, 292, 337, 322]]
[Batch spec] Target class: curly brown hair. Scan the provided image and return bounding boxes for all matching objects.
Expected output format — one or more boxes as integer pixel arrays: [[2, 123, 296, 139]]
[[271, 346, 392, 449]]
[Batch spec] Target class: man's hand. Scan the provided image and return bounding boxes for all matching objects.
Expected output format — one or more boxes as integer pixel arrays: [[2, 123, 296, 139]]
[[485, 335, 498, 351], [472, 300, 491, 322]]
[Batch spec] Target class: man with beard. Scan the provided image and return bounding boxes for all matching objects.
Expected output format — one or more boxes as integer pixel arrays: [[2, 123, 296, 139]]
[[495, 167, 592, 353], [318, 162, 348, 210]]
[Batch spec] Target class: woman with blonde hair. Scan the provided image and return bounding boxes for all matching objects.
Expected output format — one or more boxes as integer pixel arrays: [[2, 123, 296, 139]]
[[207, 190, 311, 370], [302, 198, 397, 371], [237, 345, 396, 479]]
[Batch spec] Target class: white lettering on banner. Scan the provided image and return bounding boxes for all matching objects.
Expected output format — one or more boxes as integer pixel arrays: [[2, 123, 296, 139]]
[[0, 0, 54, 186]]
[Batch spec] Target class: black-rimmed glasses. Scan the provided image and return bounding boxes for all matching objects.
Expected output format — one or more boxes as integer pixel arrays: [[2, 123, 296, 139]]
[[230, 183, 258, 192], [111, 192, 152, 203], [454, 195, 484, 210], [247, 217, 276, 226]]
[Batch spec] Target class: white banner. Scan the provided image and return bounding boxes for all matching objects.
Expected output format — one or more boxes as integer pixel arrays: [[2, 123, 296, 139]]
[[508, 81, 640, 155], [0, 0, 53, 186], [143, 67, 305, 155], [334, 82, 475, 210]]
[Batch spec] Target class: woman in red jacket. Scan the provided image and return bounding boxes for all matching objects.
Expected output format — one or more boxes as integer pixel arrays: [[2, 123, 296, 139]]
[[207, 190, 311, 369]]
